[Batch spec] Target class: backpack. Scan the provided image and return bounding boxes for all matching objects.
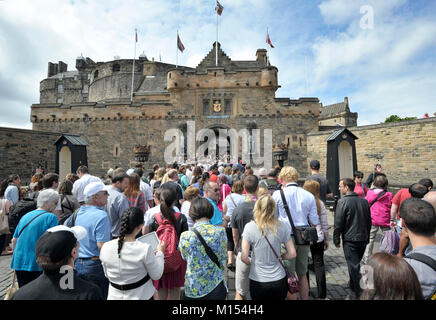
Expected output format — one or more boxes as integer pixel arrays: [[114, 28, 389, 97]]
[[8, 197, 37, 235], [379, 228, 399, 255], [155, 212, 183, 274], [260, 180, 282, 195]]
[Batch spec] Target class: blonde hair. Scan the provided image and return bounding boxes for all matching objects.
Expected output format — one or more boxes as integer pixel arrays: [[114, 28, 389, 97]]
[[184, 186, 200, 201], [303, 180, 321, 217], [161, 172, 170, 184], [257, 186, 268, 198], [155, 168, 166, 180], [253, 194, 279, 236], [278, 166, 299, 183]]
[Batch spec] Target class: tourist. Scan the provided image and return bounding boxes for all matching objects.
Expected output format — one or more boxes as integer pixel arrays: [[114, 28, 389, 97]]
[[217, 175, 231, 212], [193, 172, 209, 197], [179, 198, 227, 300], [209, 165, 219, 183], [365, 163, 384, 189], [100, 207, 165, 300], [65, 181, 111, 298], [65, 173, 80, 185], [148, 188, 188, 300], [11, 225, 103, 300], [72, 165, 101, 204], [180, 186, 200, 230], [161, 169, 184, 210], [190, 166, 203, 185], [334, 178, 371, 300], [10, 189, 59, 287], [303, 180, 329, 300], [185, 164, 193, 183], [272, 166, 320, 300], [306, 160, 332, 204], [57, 180, 80, 225], [257, 167, 268, 183], [224, 166, 232, 186], [124, 173, 146, 214], [0, 187, 12, 256], [4, 174, 21, 205], [241, 194, 296, 300], [232, 175, 259, 300], [105, 172, 130, 239], [28, 173, 44, 196], [231, 167, 243, 185], [400, 198, 436, 300], [222, 180, 245, 271], [418, 178, 433, 193], [204, 181, 224, 227], [178, 166, 190, 191], [152, 168, 166, 193], [259, 168, 282, 195], [353, 171, 368, 198], [134, 168, 154, 210], [360, 252, 424, 300], [409, 183, 429, 199], [362, 175, 394, 264]]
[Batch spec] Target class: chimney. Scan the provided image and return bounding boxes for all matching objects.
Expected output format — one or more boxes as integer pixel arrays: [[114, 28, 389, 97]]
[[256, 49, 267, 65], [344, 97, 349, 105], [58, 61, 68, 73], [47, 62, 58, 77]]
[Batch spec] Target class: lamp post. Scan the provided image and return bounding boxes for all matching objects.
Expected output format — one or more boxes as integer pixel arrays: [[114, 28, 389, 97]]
[[272, 143, 288, 169]]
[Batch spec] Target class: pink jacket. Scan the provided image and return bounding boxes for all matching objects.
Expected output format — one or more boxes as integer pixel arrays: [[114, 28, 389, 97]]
[[366, 189, 393, 227]]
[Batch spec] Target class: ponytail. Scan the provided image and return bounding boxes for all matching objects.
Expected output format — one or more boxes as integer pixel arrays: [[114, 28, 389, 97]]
[[117, 207, 144, 258], [160, 188, 177, 226]]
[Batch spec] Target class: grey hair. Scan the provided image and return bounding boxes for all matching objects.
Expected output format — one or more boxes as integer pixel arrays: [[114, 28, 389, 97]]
[[37, 189, 60, 208], [168, 169, 178, 179], [203, 181, 216, 192], [84, 196, 95, 205]]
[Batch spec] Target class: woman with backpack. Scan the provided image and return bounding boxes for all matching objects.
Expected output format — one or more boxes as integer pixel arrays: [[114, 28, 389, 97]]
[[362, 175, 394, 264], [178, 197, 227, 300], [57, 180, 80, 225], [353, 171, 368, 198], [100, 207, 165, 300], [192, 172, 210, 197], [148, 188, 188, 300]]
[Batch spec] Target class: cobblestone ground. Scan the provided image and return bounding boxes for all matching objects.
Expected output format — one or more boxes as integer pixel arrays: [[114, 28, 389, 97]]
[[0, 210, 382, 300]]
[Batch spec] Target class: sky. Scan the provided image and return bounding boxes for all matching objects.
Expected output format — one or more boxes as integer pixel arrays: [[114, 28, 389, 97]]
[[1, 0, 435, 129]]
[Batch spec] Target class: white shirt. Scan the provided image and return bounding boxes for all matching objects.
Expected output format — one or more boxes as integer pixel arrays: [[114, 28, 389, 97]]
[[139, 180, 154, 210], [100, 239, 164, 300], [185, 169, 193, 183], [144, 205, 180, 227], [72, 174, 101, 202], [180, 201, 194, 230]]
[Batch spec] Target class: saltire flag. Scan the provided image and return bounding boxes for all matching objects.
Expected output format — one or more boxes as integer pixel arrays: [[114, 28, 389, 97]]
[[266, 30, 274, 48], [177, 33, 185, 52], [215, 0, 224, 15]]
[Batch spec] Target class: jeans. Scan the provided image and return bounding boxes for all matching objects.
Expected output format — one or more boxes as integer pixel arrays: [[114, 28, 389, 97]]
[[249, 277, 287, 301], [15, 270, 42, 288], [75, 258, 108, 299], [343, 241, 367, 298], [182, 281, 227, 300], [0, 234, 6, 254], [362, 225, 390, 263], [308, 241, 327, 299]]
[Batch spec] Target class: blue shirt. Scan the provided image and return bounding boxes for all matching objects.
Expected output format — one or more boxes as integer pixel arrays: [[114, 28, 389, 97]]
[[206, 197, 223, 226], [5, 184, 19, 205], [11, 209, 58, 271], [66, 205, 111, 258], [272, 183, 320, 235]]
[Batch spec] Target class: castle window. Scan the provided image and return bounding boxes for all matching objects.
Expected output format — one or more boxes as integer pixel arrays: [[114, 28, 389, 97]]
[[203, 99, 210, 115], [87, 73, 91, 80], [113, 63, 120, 72], [224, 99, 231, 114], [82, 85, 88, 93], [94, 70, 99, 79], [57, 84, 63, 93], [83, 96, 88, 103], [74, 75, 78, 81], [299, 138, 303, 147], [57, 97, 62, 103], [58, 73, 63, 80]]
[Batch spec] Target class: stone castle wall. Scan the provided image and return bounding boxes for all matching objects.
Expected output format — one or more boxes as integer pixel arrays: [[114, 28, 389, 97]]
[[307, 117, 436, 186], [0, 127, 60, 184]]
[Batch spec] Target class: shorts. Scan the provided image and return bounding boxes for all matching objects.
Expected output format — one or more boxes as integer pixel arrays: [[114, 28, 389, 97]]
[[281, 236, 310, 275], [235, 252, 250, 297]]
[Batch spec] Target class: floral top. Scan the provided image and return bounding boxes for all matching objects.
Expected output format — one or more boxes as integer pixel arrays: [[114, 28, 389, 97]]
[[178, 220, 227, 298]]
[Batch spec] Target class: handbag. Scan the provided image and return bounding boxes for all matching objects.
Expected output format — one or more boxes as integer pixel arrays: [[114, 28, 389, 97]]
[[0, 199, 11, 235], [379, 227, 399, 255], [280, 189, 318, 245], [4, 271, 19, 300], [264, 235, 299, 294]]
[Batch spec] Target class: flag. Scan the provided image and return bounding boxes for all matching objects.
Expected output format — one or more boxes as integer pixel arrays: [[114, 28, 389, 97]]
[[215, 0, 223, 15], [177, 34, 185, 52], [266, 30, 274, 48]]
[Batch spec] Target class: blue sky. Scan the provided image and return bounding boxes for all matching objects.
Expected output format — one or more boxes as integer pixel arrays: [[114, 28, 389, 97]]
[[1, 0, 435, 129]]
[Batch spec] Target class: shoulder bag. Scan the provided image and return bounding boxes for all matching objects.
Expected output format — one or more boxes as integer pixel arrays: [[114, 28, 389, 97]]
[[264, 235, 299, 294], [405, 252, 436, 300], [369, 191, 386, 207], [192, 228, 222, 269], [280, 189, 318, 245], [18, 211, 48, 237]]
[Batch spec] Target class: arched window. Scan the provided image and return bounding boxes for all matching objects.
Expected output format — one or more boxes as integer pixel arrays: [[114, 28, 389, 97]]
[[112, 63, 120, 72], [94, 70, 99, 79]]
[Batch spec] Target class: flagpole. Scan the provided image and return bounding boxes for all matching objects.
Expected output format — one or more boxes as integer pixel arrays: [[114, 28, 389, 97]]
[[130, 28, 137, 102], [216, 9, 218, 66], [176, 30, 179, 68], [266, 27, 269, 66]]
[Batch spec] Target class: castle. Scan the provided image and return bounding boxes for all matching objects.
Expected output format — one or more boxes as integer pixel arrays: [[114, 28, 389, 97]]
[[30, 42, 359, 178]]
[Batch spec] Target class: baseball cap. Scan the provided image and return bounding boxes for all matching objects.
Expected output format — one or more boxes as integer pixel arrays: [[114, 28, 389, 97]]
[[36, 225, 87, 263], [258, 168, 267, 176], [310, 160, 320, 169], [83, 181, 106, 197]]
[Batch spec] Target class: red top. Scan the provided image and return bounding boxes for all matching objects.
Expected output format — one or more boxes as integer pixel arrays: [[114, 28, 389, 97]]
[[392, 188, 411, 219], [354, 182, 368, 198]]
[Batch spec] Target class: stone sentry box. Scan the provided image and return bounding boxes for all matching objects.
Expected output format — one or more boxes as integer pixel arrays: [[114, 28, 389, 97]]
[[326, 128, 358, 198], [55, 134, 89, 182]]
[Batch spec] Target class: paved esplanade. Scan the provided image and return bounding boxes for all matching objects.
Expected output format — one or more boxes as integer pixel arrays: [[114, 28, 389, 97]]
[[0, 210, 382, 300]]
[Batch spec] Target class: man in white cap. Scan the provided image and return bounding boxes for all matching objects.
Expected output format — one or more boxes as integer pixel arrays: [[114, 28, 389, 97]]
[[65, 181, 111, 298], [11, 225, 103, 300]]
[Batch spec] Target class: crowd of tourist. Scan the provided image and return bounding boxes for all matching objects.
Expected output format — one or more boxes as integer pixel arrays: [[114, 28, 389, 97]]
[[0, 160, 434, 301]]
